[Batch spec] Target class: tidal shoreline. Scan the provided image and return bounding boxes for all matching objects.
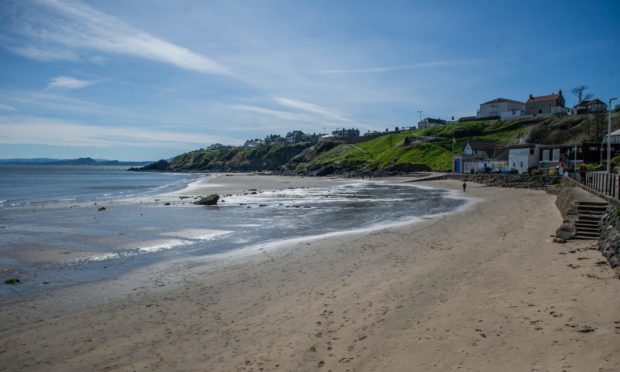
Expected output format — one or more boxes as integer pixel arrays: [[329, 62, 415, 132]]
[[1, 177, 619, 371], [0, 174, 464, 299]]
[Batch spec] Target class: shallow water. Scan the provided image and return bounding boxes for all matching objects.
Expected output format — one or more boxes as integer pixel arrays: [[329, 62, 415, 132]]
[[0, 165, 202, 207], [0, 174, 467, 298]]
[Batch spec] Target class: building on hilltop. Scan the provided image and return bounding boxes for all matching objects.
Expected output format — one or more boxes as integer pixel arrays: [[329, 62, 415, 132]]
[[285, 130, 322, 144], [331, 128, 360, 139], [417, 118, 447, 129], [285, 130, 306, 144], [574, 99, 607, 114], [525, 91, 566, 115], [477, 98, 525, 120], [264, 134, 285, 146], [243, 138, 263, 147]]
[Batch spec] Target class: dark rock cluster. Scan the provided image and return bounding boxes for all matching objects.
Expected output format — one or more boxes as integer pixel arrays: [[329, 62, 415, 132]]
[[193, 194, 220, 206], [452, 174, 561, 189]]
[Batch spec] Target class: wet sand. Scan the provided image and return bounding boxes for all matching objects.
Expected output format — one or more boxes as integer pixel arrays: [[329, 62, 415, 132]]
[[0, 177, 619, 371], [166, 173, 357, 197]]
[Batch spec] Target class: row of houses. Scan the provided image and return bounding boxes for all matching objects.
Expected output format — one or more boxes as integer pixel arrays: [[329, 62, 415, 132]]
[[453, 130, 620, 174], [243, 126, 420, 148], [418, 90, 609, 129], [243, 128, 361, 147], [474, 90, 608, 120]]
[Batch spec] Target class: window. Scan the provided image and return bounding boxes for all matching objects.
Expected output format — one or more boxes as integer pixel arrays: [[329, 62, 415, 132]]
[[529, 148, 534, 155]]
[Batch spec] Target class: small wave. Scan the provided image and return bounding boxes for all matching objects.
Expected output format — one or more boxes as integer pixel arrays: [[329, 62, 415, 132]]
[[138, 239, 193, 252], [161, 229, 231, 241]]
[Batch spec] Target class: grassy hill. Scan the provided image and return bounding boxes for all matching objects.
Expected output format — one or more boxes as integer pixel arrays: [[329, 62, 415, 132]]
[[140, 113, 619, 174]]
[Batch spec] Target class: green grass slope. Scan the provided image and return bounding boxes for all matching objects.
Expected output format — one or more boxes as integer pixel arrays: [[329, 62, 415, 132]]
[[147, 114, 618, 173]]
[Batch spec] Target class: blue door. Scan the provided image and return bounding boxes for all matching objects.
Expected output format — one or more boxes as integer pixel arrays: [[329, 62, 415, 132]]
[[454, 159, 461, 173]]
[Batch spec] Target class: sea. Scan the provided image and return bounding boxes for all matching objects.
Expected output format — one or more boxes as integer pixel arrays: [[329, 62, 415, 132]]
[[0, 166, 468, 297]]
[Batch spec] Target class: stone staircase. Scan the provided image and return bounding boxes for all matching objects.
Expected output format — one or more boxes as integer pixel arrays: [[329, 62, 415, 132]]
[[573, 201, 610, 240]]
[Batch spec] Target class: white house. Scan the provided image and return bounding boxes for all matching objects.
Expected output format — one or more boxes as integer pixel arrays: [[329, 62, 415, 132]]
[[453, 141, 508, 173], [477, 98, 525, 120], [507, 144, 539, 174], [604, 129, 620, 145], [463, 141, 497, 157]]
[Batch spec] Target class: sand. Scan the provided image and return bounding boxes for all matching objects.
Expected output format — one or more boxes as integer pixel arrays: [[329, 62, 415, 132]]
[[0, 177, 619, 371]]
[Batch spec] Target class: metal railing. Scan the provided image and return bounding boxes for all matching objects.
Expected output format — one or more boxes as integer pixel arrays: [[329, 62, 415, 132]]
[[570, 171, 620, 200]]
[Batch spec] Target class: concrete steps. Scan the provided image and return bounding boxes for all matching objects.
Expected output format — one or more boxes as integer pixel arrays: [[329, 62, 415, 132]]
[[573, 201, 609, 240]]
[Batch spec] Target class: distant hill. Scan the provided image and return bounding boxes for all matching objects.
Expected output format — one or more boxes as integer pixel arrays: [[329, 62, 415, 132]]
[[0, 157, 153, 166], [136, 113, 619, 175]]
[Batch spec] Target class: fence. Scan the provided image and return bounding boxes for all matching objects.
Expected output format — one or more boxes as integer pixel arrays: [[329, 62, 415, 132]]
[[570, 171, 620, 201]]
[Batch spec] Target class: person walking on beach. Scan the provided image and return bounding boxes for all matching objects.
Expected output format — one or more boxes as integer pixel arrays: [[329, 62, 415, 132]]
[[462, 182, 467, 192], [579, 164, 587, 183]]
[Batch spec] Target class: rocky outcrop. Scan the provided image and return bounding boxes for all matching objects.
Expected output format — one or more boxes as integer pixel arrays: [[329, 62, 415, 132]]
[[194, 194, 220, 205], [134, 159, 171, 171], [598, 209, 620, 271]]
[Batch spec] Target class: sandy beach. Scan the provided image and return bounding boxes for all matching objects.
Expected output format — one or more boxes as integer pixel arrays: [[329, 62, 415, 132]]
[[1, 176, 619, 371]]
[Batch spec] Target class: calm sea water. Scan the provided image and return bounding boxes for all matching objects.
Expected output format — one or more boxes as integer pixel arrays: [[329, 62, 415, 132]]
[[0, 167, 468, 298], [0, 165, 201, 207]]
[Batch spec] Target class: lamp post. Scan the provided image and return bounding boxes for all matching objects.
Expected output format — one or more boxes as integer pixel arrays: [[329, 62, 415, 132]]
[[608, 97, 617, 173], [417, 110, 423, 121]]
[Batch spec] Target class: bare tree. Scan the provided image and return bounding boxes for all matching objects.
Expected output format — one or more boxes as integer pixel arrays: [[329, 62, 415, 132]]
[[571, 85, 594, 104]]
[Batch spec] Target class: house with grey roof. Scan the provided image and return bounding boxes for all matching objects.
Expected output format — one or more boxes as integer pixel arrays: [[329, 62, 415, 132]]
[[574, 99, 607, 114], [477, 98, 525, 120]]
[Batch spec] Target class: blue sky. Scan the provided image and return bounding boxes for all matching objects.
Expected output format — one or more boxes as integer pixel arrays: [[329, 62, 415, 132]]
[[0, 0, 618, 161]]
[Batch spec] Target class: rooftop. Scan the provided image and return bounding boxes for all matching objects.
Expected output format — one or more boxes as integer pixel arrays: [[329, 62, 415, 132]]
[[527, 93, 562, 103], [481, 98, 524, 105]]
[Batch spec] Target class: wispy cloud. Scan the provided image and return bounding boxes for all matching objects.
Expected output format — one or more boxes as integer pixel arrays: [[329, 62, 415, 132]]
[[4, 89, 110, 115], [8, 46, 80, 62], [318, 60, 474, 74], [230, 105, 312, 122], [46, 76, 95, 90], [274, 97, 353, 123], [0, 103, 17, 112], [0, 116, 232, 148], [6, 0, 230, 75]]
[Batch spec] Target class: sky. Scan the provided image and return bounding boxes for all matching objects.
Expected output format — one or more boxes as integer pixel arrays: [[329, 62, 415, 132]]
[[0, 0, 618, 161]]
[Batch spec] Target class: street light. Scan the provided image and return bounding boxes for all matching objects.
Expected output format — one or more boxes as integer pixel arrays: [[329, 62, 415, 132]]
[[608, 97, 617, 173]]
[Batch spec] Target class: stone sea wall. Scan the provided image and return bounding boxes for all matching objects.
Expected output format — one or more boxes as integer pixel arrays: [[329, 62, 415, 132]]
[[553, 188, 581, 242], [598, 209, 620, 270], [448, 174, 561, 189]]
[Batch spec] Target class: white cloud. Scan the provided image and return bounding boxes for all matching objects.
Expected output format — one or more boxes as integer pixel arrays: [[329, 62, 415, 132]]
[[230, 105, 313, 122], [8, 46, 80, 62], [9, 0, 230, 75], [47, 76, 95, 90], [0, 116, 233, 148], [274, 97, 353, 123], [0, 104, 17, 112]]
